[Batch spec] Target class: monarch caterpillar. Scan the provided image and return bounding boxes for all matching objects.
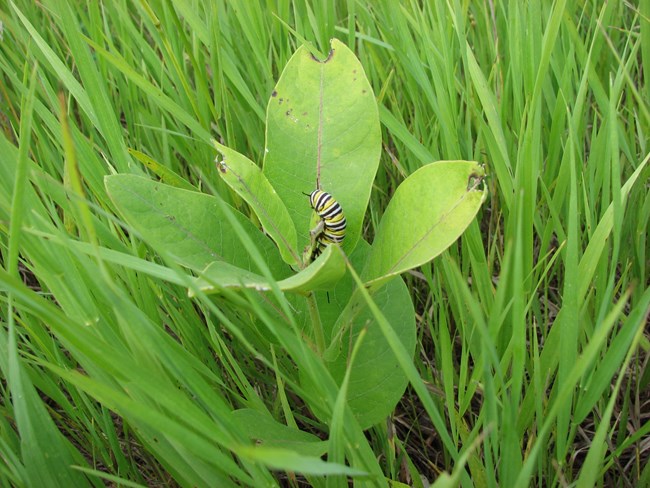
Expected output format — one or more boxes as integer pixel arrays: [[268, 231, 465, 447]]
[[307, 189, 346, 259]]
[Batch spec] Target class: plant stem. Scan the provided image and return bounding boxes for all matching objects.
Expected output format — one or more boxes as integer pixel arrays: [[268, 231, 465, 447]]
[[307, 292, 325, 355]]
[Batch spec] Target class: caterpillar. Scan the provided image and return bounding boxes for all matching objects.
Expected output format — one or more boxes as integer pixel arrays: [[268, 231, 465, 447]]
[[308, 189, 346, 259]]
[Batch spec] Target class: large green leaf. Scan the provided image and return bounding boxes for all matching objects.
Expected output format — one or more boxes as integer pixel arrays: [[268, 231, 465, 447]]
[[213, 141, 299, 266], [304, 241, 416, 429], [329, 277, 414, 428], [105, 175, 288, 278], [263, 39, 381, 256], [363, 161, 487, 285]]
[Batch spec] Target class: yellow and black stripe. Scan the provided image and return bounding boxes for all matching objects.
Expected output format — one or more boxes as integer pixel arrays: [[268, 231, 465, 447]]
[[309, 189, 346, 258]]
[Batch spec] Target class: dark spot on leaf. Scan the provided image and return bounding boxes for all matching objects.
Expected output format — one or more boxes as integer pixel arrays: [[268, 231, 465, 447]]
[[279, 98, 283, 104], [271, 90, 277, 97], [302, 112, 308, 116], [217, 161, 228, 173], [467, 173, 484, 191], [353, 69, 357, 74], [362, 89, 367, 94], [286, 109, 293, 116]]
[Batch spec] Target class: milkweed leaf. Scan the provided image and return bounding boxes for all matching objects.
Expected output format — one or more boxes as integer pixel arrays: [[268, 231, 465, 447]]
[[263, 39, 381, 256], [192, 245, 345, 295], [214, 140, 300, 265], [363, 161, 487, 286], [105, 174, 287, 277]]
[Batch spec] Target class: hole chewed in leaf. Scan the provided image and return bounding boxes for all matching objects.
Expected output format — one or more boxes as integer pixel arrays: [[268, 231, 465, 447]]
[[467, 172, 485, 192], [310, 48, 334, 63]]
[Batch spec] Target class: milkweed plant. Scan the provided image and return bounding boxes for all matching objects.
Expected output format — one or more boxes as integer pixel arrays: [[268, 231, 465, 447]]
[[106, 40, 485, 438]]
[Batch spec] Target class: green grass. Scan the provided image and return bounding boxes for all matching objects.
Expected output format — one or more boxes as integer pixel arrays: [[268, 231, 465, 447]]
[[1, 1, 649, 487]]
